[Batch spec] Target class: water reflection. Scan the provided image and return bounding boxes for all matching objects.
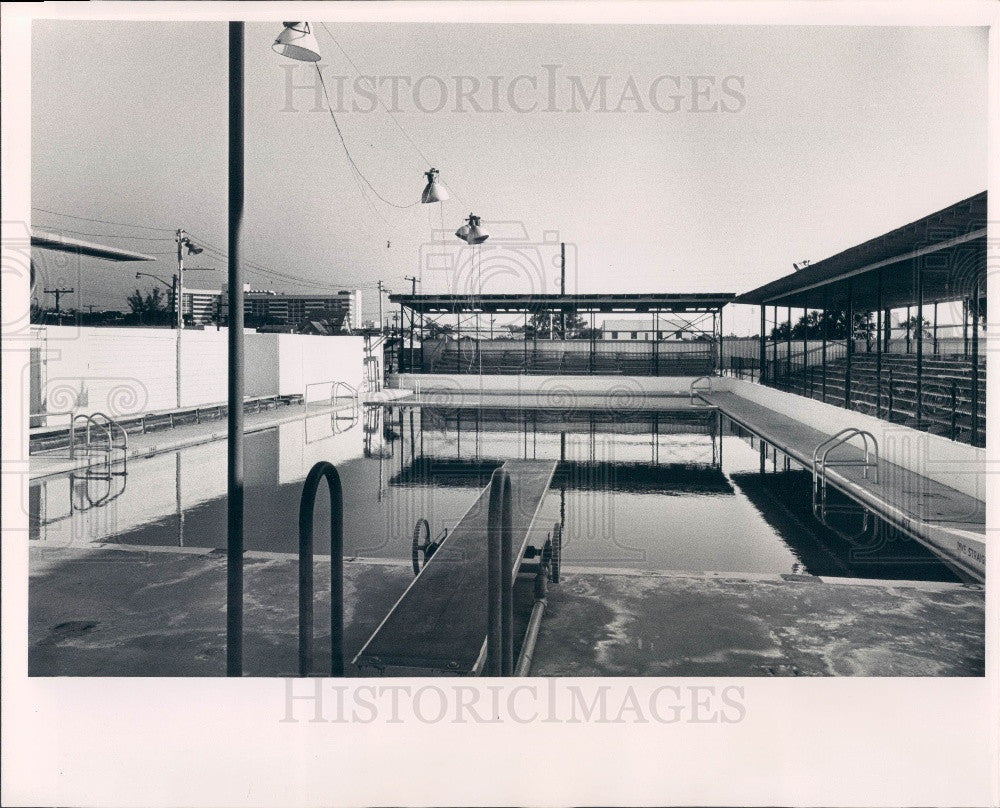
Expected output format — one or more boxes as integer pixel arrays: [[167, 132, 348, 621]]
[[28, 403, 961, 580]]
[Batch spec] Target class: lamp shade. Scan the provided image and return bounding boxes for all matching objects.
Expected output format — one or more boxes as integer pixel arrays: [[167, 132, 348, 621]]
[[273, 22, 321, 62], [465, 215, 489, 245], [421, 168, 450, 204], [455, 213, 489, 244]]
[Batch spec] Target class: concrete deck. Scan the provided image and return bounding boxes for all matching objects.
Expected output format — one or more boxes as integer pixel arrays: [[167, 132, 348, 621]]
[[703, 391, 986, 581], [28, 388, 413, 481], [29, 545, 983, 677], [530, 568, 984, 676]]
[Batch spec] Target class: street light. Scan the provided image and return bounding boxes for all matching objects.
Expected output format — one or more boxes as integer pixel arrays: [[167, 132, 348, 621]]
[[420, 168, 449, 203], [455, 213, 489, 245], [272, 22, 321, 62], [135, 271, 178, 328]]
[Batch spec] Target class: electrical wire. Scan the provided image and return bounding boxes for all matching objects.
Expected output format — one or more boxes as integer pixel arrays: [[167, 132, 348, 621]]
[[31, 206, 175, 232], [318, 22, 435, 169], [186, 234, 356, 290], [314, 63, 420, 210], [30, 224, 176, 241]]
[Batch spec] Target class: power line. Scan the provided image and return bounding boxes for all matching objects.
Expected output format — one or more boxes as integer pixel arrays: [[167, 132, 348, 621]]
[[314, 63, 420, 211], [318, 22, 435, 168], [187, 235, 356, 290], [30, 224, 176, 242], [31, 207, 175, 232]]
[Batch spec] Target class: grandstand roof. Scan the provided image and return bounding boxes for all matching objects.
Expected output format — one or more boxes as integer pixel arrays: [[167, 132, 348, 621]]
[[735, 192, 986, 310], [390, 292, 734, 315]]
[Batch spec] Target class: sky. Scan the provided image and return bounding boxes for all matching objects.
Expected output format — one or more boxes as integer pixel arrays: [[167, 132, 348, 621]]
[[30, 21, 988, 333]]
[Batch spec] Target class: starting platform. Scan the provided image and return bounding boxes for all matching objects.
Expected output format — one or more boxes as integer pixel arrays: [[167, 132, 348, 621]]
[[354, 459, 558, 675]]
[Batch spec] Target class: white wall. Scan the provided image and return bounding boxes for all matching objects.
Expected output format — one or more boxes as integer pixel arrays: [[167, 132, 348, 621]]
[[390, 372, 706, 396], [276, 334, 365, 400], [725, 378, 985, 500], [31, 326, 365, 420]]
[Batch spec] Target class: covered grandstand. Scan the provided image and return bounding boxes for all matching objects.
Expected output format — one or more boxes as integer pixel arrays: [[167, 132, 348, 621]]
[[734, 191, 986, 446], [387, 292, 735, 377]]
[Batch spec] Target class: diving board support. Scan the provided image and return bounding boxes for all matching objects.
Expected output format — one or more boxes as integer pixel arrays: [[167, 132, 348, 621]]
[[486, 467, 514, 676]]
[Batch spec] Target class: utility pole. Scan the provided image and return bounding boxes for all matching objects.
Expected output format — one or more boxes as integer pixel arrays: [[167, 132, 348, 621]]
[[404, 275, 420, 372], [44, 287, 74, 316], [176, 229, 186, 331], [376, 280, 387, 332]]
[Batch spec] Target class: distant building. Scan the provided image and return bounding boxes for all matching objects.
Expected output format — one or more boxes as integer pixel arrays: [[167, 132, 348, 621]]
[[182, 288, 222, 325], [600, 318, 686, 341], [235, 289, 362, 332]]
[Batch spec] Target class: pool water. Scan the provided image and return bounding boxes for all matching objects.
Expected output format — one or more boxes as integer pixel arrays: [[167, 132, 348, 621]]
[[29, 403, 960, 581]]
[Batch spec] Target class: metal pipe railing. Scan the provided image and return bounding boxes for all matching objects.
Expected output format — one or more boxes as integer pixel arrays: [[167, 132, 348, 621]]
[[298, 461, 345, 677], [486, 467, 513, 677]]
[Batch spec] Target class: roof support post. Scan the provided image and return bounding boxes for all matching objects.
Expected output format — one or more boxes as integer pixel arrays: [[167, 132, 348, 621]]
[[718, 306, 724, 375], [963, 299, 969, 357], [523, 312, 528, 370], [653, 309, 660, 375], [758, 305, 766, 384], [972, 277, 980, 447], [916, 259, 923, 426], [822, 288, 828, 402], [876, 268, 883, 419], [906, 305, 912, 354], [845, 281, 853, 410], [771, 305, 778, 383], [933, 301, 939, 355], [802, 306, 808, 374], [589, 310, 595, 374]]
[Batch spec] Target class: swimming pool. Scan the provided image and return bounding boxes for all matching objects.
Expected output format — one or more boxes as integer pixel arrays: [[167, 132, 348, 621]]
[[29, 402, 960, 581]]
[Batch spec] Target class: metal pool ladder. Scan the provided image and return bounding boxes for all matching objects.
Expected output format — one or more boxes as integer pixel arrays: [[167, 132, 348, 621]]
[[811, 428, 878, 530], [689, 375, 714, 405], [69, 412, 128, 475]]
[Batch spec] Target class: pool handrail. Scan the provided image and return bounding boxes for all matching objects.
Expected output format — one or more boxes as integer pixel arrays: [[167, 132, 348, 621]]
[[298, 461, 345, 677], [812, 428, 879, 482], [689, 375, 714, 405]]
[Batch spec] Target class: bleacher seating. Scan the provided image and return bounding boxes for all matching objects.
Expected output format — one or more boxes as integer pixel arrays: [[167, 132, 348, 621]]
[[771, 353, 985, 446], [419, 344, 714, 377]]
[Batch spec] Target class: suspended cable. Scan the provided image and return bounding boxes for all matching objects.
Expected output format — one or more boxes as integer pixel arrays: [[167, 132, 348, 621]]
[[318, 22, 435, 168], [29, 224, 176, 241], [31, 206, 175, 232], [313, 63, 420, 210]]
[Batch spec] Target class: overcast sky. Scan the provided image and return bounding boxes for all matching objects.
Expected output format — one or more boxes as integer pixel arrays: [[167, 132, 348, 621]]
[[31, 22, 987, 332]]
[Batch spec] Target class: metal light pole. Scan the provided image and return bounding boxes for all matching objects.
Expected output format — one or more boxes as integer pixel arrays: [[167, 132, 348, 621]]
[[227, 20, 245, 677]]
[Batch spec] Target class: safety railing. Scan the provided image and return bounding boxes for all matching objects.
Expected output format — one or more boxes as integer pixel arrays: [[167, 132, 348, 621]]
[[811, 428, 879, 525], [689, 375, 714, 405], [29, 408, 75, 430], [298, 461, 345, 677]]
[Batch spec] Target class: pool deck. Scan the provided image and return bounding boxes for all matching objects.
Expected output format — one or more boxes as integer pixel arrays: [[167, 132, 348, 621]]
[[29, 544, 984, 677], [28, 388, 413, 481], [702, 391, 986, 582]]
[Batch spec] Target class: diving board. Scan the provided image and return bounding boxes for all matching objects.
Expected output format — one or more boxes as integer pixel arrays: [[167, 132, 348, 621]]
[[354, 459, 558, 675]]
